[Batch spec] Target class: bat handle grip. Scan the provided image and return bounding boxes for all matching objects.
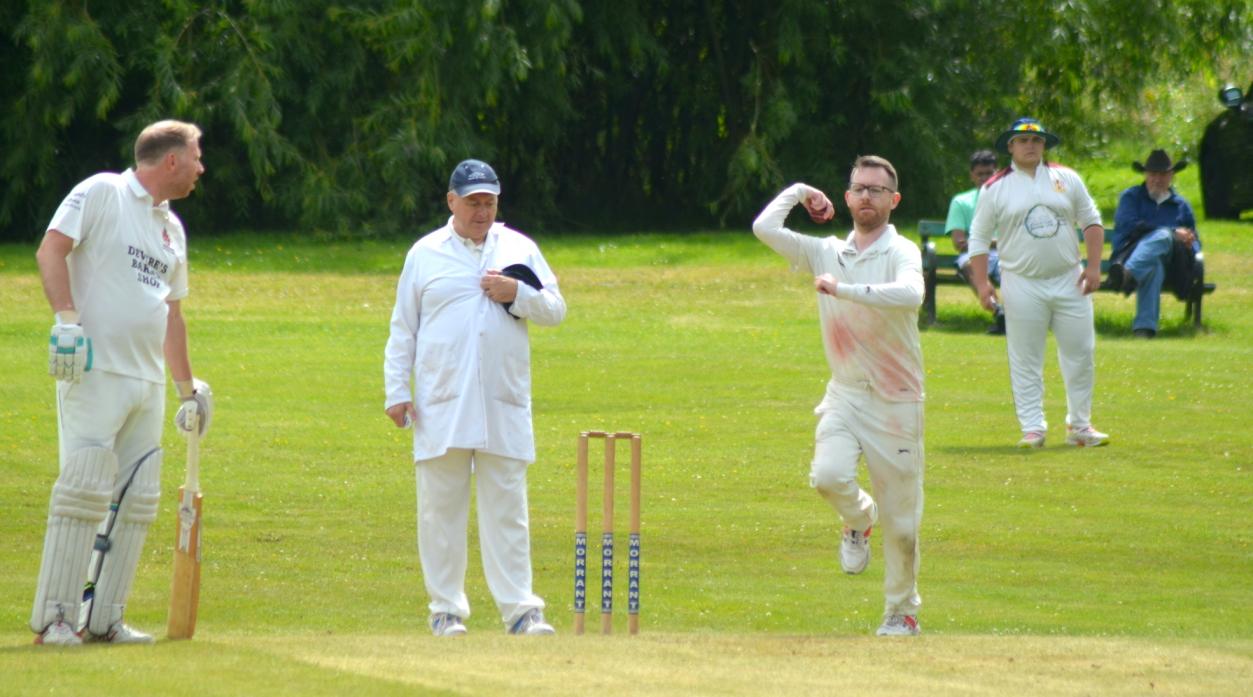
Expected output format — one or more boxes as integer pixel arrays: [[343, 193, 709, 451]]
[[184, 403, 200, 493]]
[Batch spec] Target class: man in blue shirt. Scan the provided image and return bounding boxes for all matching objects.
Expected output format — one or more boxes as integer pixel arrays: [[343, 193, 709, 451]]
[[1108, 150, 1200, 338]]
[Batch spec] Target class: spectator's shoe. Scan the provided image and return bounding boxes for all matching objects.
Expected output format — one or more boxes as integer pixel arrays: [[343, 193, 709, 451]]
[[1066, 426, 1109, 448], [988, 308, 1006, 335], [430, 613, 467, 637], [839, 526, 872, 574], [34, 621, 82, 646], [876, 614, 921, 637], [1121, 273, 1138, 296], [1017, 431, 1045, 448], [1104, 262, 1124, 291], [84, 623, 154, 645], [508, 609, 555, 635], [1132, 328, 1155, 339]]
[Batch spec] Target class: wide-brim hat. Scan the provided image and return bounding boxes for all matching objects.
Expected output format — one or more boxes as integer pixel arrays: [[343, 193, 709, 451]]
[[994, 118, 1061, 153], [1132, 149, 1187, 173], [449, 159, 501, 197]]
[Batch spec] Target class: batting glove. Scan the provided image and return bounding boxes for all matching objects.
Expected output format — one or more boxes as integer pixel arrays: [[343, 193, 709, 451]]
[[48, 312, 92, 383], [175, 378, 213, 437]]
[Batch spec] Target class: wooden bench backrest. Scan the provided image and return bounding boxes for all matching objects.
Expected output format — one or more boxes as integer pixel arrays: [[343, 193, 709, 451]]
[[918, 219, 947, 243]]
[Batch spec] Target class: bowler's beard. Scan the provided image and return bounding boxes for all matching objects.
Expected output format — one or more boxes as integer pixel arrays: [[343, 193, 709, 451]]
[[851, 206, 889, 232]]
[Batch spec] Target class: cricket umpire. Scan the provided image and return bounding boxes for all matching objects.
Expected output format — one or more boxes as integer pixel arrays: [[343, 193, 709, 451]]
[[31, 120, 213, 645], [752, 156, 926, 637], [383, 159, 566, 636]]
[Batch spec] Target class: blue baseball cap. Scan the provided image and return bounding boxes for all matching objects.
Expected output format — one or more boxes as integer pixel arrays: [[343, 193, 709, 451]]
[[448, 159, 501, 197]]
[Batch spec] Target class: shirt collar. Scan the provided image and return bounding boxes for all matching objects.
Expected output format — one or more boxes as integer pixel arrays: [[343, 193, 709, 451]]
[[1009, 160, 1048, 178], [841, 224, 898, 256], [1141, 183, 1176, 205], [455, 230, 483, 252], [122, 168, 170, 213], [441, 218, 497, 249]]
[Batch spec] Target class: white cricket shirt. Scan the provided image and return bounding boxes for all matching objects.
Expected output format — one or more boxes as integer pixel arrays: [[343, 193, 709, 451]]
[[753, 183, 925, 403], [968, 162, 1102, 279], [47, 169, 189, 384]]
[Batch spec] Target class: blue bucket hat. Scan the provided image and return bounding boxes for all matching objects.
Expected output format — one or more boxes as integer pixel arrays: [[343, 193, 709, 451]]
[[995, 118, 1061, 153], [449, 159, 501, 197]]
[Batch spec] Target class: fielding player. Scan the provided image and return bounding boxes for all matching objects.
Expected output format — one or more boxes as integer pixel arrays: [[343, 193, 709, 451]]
[[752, 156, 926, 637], [966, 118, 1109, 449], [384, 159, 566, 636], [31, 120, 213, 645]]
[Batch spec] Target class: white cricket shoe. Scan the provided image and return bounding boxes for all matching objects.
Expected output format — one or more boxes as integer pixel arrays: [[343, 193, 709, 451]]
[[85, 623, 155, 645], [430, 613, 467, 637], [1066, 425, 1109, 447], [508, 609, 555, 635], [876, 614, 920, 637], [839, 526, 872, 575], [35, 621, 82, 646], [1017, 431, 1045, 449]]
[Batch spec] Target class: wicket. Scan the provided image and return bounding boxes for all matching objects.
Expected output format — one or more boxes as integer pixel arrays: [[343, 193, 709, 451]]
[[574, 431, 641, 635]]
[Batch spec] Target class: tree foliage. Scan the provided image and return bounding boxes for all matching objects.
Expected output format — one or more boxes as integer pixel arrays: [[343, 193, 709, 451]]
[[2, 0, 1249, 241]]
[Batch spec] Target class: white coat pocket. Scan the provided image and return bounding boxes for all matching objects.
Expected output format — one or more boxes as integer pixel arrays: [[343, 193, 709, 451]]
[[415, 341, 461, 406]]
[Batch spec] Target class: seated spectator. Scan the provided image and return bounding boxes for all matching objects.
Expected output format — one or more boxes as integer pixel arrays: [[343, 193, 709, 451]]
[[945, 149, 1005, 334], [1108, 150, 1200, 339]]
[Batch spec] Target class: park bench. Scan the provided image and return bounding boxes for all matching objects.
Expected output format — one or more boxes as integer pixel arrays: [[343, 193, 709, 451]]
[[917, 219, 1216, 328]]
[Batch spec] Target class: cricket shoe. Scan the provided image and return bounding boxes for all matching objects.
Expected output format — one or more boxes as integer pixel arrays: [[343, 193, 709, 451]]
[[1066, 425, 1109, 447], [508, 609, 555, 636], [430, 613, 467, 637], [839, 526, 872, 575], [1017, 431, 1045, 449], [34, 621, 82, 646], [876, 614, 920, 637], [84, 623, 155, 645]]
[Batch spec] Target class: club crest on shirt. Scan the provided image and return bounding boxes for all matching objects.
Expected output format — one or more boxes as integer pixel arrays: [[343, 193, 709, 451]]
[[1023, 204, 1062, 239], [162, 228, 174, 253], [1053, 179, 1066, 193]]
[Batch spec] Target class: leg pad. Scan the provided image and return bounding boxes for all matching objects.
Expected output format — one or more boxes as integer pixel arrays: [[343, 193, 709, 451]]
[[30, 447, 116, 632], [87, 450, 162, 635]]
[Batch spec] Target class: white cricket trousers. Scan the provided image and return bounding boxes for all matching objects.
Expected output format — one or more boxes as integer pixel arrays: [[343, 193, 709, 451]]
[[32, 370, 164, 631], [809, 383, 924, 617], [416, 449, 544, 625], [1001, 269, 1096, 434], [58, 370, 165, 495]]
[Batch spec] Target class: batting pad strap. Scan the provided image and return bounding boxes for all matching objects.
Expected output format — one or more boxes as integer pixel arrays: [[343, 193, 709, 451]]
[[117, 448, 162, 524], [117, 448, 162, 525]]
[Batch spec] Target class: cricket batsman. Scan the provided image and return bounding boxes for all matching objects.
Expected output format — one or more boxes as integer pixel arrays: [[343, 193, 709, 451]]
[[751, 156, 926, 636], [30, 120, 213, 645]]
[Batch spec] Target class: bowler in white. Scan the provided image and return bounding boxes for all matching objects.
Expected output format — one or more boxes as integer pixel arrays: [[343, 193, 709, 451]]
[[752, 155, 926, 637]]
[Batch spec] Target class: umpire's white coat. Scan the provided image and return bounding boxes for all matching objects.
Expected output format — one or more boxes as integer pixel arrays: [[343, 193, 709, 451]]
[[384, 220, 566, 463]]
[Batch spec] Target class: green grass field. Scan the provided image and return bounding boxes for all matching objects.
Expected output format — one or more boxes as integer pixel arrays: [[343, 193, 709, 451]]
[[1, 173, 1250, 694]]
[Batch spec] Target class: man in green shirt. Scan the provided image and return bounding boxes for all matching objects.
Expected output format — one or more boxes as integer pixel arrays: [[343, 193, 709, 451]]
[[945, 150, 1004, 334]]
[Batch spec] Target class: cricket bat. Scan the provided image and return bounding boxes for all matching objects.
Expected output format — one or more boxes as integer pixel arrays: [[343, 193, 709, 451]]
[[167, 405, 203, 640]]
